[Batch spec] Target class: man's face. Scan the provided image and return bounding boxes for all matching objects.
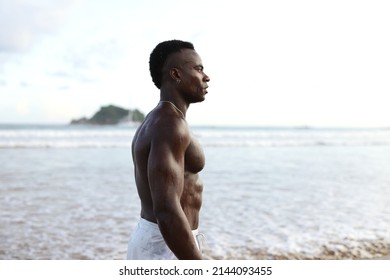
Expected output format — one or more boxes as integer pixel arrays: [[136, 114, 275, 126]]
[[177, 49, 210, 103]]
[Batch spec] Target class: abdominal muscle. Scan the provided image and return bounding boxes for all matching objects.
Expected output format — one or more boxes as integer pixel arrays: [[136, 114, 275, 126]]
[[138, 172, 203, 230], [181, 172, 203, 229]]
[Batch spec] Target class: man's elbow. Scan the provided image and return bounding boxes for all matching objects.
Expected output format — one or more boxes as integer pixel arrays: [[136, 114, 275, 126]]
[[153, 205, 180, 226]]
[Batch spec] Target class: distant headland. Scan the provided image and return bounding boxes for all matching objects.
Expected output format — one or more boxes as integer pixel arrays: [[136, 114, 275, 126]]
[[70, 104, 145, 125]]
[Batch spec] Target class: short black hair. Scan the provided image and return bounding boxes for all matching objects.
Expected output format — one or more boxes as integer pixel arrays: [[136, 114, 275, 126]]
[[149, 40, 195, 89]]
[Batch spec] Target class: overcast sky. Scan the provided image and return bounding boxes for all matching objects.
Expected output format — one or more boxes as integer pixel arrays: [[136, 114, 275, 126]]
[[1, 0, 389, 127]]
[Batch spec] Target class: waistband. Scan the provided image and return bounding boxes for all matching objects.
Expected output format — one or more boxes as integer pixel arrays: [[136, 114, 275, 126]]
[[139, 218, 199, 235], [138, 218, 204, 253]]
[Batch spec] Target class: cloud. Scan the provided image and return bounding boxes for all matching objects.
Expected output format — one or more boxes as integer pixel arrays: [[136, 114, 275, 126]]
[[0, 0, 77, 52]]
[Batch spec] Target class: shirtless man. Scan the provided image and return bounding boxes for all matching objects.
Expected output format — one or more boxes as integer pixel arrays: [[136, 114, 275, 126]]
[[127, 40, 210, 260]]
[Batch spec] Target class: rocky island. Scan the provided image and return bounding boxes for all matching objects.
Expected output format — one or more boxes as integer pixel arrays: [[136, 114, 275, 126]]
[[70, 104, 145, 125]]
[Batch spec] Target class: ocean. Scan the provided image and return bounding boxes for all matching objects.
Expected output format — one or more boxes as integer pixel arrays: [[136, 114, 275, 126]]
[[1, 124, 390, 259]]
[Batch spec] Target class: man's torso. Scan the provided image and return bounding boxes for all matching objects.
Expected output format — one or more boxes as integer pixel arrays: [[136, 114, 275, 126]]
[[131, 104, 205, 229]]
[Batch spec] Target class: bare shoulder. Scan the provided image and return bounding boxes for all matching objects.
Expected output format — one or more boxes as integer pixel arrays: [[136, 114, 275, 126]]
[[155, 114, 190, 147], [139, 106, 191, 148]]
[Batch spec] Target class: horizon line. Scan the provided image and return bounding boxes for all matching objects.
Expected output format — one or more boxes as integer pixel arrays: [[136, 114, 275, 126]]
[[0, 122, 389, 130]]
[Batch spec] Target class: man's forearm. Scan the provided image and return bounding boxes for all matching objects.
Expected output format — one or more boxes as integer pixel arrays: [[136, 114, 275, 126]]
[[156, 212, 202, 260]]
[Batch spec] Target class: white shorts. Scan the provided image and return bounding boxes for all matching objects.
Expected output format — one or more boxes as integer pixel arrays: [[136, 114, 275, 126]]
[[127, 218, 202, 260]]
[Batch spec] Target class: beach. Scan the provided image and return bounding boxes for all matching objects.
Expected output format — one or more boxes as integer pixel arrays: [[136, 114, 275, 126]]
[[1, 124, 390, 259]]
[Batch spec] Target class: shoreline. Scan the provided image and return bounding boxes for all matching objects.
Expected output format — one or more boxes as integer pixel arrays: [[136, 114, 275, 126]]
[[203, 246, 390, 260], [372, 255, 390, 260]]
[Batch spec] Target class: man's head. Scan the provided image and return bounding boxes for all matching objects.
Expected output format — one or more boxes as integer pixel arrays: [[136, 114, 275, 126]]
[[149, 40, 195, 89]]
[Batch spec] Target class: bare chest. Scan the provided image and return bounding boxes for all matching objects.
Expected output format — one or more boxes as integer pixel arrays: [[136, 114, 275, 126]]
[[184, 136, 205, 173]]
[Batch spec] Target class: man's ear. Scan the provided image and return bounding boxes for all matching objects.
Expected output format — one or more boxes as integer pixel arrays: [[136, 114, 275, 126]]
[[169, 68, 181, 82]]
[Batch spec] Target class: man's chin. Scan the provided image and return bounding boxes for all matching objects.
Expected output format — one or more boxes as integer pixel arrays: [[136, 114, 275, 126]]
[[190, 96, 206, 104]]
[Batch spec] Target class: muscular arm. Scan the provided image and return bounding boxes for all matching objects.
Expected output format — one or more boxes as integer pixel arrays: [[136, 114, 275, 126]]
[[147, 120, 202, 260]]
